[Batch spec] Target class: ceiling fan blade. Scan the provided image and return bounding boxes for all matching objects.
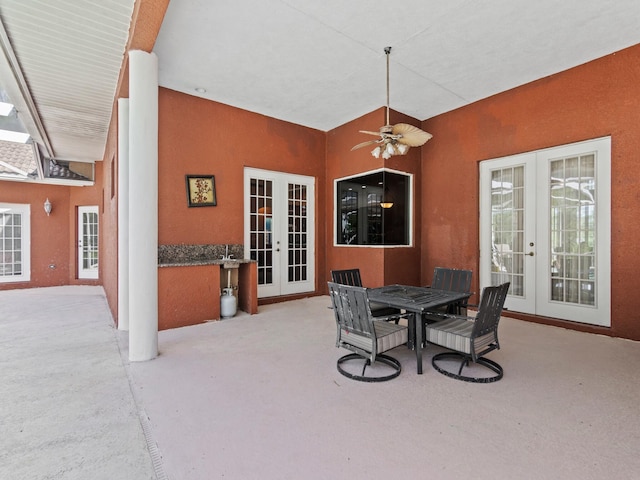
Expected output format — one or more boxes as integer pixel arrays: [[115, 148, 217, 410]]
[[393, 123, 433, 147], [351, 140, 379, 151], [358, 130, 384, 137]]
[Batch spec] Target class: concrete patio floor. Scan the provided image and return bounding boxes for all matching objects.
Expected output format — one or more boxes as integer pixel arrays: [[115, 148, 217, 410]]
[[2, 286, 639, 479]]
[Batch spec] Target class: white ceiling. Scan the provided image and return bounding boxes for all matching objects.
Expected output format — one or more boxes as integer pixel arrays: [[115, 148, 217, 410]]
[[155, 0, 640, 131], [1, 0, 640, 165]]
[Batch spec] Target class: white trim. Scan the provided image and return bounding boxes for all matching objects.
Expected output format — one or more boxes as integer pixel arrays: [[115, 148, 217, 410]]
[[333, 167, 414, 248]]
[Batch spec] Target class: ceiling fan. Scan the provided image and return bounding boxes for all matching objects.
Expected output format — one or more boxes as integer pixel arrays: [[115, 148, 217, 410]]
[[351, 46, 432, 159]]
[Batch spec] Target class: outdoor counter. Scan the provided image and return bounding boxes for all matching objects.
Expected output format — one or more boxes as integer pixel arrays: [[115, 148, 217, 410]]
[[157, 245, 258, 330]]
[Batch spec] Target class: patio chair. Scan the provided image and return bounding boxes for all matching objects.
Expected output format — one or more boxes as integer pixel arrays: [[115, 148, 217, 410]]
[[331, 268, 400, 317], [330, 268, 363, 286], [428, 267, 473, 315], [424, 282, 510, 383], [328, 281, 411, 382]]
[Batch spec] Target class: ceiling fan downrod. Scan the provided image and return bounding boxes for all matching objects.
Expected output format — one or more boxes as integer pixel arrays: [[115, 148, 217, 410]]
[[385, 46, 391, 127], [350, 45, 432, 158]]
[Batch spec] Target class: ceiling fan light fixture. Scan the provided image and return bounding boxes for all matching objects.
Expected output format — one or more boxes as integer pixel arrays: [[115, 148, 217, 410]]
[[352, 46, 432, 158], [385, 142, 395, 156]]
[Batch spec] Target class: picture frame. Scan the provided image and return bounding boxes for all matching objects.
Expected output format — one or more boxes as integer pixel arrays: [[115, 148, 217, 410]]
[[185, 175, 217, 207]]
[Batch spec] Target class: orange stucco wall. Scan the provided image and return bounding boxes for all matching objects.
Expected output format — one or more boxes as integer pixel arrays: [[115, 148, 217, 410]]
[[158, 264, 220, 330], [0, 182, 71, 289], [151, 88, 326, 329], [157, 88, 326, 246], [420, 44, 640, 340], [0, 165, 102, 291]]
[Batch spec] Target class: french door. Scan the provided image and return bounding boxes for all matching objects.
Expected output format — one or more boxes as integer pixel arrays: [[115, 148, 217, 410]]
[[0, 203, 30, 283], [78, 206, 99, 279], [244, 168, 315, 298], [479, 137, 611, 326]]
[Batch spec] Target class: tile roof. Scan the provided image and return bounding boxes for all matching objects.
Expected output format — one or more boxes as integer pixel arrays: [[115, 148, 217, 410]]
[[0, 140, 38, 179]]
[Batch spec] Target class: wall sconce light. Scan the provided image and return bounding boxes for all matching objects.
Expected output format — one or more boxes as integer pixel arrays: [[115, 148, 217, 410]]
[[44, 198, 52, 216]]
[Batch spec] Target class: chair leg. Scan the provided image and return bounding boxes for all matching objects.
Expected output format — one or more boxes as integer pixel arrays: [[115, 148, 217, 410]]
[[431, 352, 503, 383], [457, 356, 468, 376], [361, 358, 371, 377], [337, 353, 402, 382]]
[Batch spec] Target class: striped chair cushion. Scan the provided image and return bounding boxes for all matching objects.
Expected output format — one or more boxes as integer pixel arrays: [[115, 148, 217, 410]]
[[473, 331, 496, 352], [340, 328, 373, 353], [425, 317, 474, 354], [373, 320, 408, 353]]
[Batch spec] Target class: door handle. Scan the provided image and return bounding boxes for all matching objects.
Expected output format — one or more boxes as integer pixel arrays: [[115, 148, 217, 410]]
[[527, 252, 534, 256]]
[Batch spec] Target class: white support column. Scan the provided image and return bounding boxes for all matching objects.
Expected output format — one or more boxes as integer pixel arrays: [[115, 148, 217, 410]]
[[117, 98, 130, 331], [128, 50, 158, 362]]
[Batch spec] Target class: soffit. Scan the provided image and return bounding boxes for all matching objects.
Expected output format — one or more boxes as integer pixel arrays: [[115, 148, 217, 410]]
[[0, 0, 135, 162]]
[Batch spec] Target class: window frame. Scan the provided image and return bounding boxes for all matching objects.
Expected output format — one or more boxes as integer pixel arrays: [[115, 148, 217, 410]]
[[333, 167, 413, 248]]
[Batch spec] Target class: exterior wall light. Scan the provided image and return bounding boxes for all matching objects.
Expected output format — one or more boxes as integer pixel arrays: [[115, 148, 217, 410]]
[[44, 198, 52, 216]]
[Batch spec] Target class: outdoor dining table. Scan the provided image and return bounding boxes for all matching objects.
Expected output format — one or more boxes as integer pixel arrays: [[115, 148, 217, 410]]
[[368, 284, 472, 374]]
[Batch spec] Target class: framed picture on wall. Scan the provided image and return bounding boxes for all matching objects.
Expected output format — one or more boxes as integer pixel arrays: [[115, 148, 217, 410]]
[[185, 175, 217, 207]]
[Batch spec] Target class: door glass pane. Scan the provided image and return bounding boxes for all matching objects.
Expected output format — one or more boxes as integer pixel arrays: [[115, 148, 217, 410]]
[[288, 183, 307, 282], [549, 154, 596, 306], [0, 212, 22, 277], [490, 166, 524, 295], [249, 179, 273, 286]]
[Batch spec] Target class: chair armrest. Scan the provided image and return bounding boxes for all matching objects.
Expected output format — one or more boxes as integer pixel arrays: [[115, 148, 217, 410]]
[[377, 311, 413, 324]]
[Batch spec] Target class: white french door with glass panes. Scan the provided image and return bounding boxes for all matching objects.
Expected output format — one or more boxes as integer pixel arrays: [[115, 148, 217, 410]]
[[0, 203, 30, 283], [479, 137, 611, 326], [78, 206, 99, 279], [244, 168, 315, 298]]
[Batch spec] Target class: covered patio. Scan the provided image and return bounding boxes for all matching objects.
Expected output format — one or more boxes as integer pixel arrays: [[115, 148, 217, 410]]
[[2, 286, 638, 479]]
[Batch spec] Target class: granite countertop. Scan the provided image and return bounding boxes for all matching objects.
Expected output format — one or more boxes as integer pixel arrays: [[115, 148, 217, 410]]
[[157, 244, 255, 267], [158, 258, 255, 268]]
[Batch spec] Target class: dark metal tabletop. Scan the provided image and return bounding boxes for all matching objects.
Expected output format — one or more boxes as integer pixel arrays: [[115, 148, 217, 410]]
[[368, 284, 471, 313]]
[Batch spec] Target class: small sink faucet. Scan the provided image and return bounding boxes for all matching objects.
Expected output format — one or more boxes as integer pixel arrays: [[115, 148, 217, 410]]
[[222, 244, 234, 260]]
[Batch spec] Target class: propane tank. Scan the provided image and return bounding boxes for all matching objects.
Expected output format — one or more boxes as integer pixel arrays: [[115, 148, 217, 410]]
[[220, 287, 237, 318]]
